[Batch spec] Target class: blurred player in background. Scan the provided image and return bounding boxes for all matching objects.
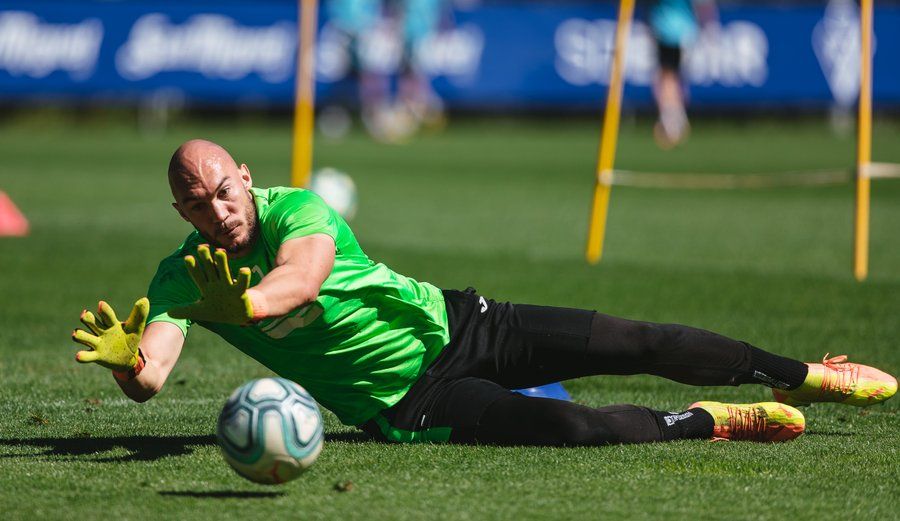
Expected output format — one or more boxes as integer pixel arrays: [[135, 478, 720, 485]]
[[397, 0, 448, 132], [327, 0, 447, 143], [648, 0, 717, 149]]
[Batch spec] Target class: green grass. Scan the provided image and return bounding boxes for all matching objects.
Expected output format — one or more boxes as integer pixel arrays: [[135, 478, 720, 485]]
[[1, 115, 898, 520]]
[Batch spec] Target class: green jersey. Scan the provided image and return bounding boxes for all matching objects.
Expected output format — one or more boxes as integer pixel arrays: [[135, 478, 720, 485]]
[[146, 186, 450, 426]]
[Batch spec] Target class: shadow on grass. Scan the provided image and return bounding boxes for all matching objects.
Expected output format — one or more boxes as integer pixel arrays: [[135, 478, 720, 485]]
[[325, 431, 373, 443], [0, 434, 216, 462], [158, 490, 284, 499], [804, 430, 855, 437]]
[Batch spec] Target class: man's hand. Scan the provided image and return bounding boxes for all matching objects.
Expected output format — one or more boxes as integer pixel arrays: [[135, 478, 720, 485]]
[[168, 244, 254, 325], [72, 298, 149, 372]]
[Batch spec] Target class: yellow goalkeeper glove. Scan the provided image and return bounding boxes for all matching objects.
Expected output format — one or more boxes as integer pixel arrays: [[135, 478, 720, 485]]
[[72, 298, 149, 373], [168, 244, 255, 325]]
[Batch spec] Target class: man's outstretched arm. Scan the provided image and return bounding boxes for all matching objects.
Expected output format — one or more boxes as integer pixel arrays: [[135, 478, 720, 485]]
[[114, 321, 185, 402], [169, 235, 335, 324], [246, 234, 335, 320], [72, 299, 185, 402]]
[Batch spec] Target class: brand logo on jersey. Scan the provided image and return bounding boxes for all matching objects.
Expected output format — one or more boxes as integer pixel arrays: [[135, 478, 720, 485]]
[[259, 302, 324, 339], [250, 264, 324, 338], [251, 265, 266, 281], [479, 296, 488, 313]]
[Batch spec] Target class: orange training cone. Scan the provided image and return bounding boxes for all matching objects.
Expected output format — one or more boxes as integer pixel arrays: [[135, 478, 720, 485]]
[[0, 191, 29, 236]]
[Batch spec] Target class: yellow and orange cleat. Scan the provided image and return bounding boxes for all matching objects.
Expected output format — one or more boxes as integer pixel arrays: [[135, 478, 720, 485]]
[[772, 354, 897, 407], [690, 401, 805, 442]]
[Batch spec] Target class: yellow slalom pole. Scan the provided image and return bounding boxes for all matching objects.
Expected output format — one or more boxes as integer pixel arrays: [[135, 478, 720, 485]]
[[585, 0, 635, 264], [854, 0, 873, 281], [291, 0, 319, 188]]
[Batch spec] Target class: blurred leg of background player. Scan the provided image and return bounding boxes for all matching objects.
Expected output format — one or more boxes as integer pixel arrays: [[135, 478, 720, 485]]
[[327, 0, 404, 142], [396, 0, 447, 132], [653, 45, 690, 150], [327, 0, 447, 143], [649, 0, 717, 149]]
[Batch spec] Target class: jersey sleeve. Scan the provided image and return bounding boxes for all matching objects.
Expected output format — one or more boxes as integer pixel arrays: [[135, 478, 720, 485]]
[[145, 257, 199, 337], [266, 189, 339, 245]]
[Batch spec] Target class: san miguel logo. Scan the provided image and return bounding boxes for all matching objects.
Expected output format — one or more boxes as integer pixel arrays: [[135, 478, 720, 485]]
[[115, 14, 296, 82], [0, 11, 103, 79], [812, 0, 875, 106]]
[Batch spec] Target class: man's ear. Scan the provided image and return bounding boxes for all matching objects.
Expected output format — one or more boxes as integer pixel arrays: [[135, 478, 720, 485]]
[[239, 164, 252, 189], [172, 202, 190, 222]]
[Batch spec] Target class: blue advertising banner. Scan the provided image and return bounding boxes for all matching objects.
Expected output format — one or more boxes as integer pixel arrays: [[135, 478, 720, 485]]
[[0, 1, 898, 109]]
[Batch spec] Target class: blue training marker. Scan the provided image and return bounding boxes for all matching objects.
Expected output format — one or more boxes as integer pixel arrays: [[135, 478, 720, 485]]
[[514, 382, 571, 401]]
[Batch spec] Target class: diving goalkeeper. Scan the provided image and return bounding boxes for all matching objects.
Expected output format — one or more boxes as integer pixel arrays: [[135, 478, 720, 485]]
[[70, 139, 897, 445]]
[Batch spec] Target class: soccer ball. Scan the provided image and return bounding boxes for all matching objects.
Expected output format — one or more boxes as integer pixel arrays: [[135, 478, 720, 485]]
[[310, 167, 358, 221], [216, 377, 324, 485]]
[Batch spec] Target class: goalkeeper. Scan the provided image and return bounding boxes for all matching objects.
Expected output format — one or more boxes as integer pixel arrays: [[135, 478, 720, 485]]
[[71, 139, 897, 445]]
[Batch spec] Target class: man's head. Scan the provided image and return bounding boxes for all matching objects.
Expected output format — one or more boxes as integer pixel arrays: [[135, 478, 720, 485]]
[[168, 139, 259, 256]]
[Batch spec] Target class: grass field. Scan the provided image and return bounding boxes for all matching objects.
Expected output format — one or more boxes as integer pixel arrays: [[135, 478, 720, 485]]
[[1, 115, 898, 520]]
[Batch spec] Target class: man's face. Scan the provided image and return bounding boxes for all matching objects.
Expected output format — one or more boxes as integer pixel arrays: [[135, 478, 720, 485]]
[[172, 160, 258, 257]]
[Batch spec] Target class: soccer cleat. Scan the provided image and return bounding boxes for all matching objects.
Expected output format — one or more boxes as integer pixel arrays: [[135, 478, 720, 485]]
[[690, 401, 805, 442], [772, 354, 898, 407]]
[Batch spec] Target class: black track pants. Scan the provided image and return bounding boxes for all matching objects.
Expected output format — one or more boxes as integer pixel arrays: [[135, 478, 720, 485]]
[[359, 289, 786, 446]]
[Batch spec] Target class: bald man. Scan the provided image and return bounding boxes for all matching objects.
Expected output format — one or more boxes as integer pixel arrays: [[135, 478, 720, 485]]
[[71, 139, 896, 446]]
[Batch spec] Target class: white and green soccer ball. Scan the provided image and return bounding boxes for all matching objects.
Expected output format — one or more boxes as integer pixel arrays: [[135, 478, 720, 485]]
[[216, 377, 324, 485], [310, 167, 358, 221]]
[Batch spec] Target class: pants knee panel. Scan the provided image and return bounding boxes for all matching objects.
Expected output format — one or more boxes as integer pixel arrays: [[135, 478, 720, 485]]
[[616, 321, 677, 363]]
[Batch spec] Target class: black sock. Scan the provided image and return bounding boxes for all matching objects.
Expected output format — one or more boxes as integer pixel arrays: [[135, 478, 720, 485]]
[[740, 345, 809, 390], [651, 408, 715, 441]]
